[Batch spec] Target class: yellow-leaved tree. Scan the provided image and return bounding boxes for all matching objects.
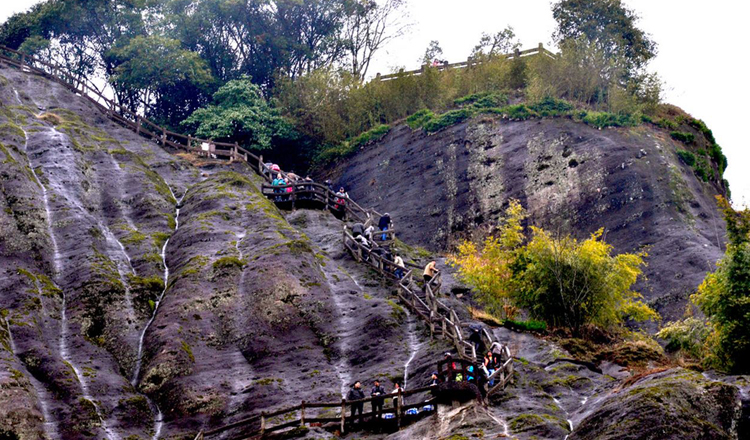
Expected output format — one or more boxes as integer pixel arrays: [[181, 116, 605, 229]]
[[448, 199, 527, 319], [450, 199, 659, 333]]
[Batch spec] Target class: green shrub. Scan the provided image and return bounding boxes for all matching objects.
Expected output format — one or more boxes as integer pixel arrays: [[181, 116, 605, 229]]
[[676, 150, 696, 167], [423, 108, 473, 133], [582, 111, 640, 128], [455, 92, 508, 110], [501, 104, 538, 120], [528, 96, 574, 116], [655, 118, 678, 130], [351, 124, 390, 148], [695, 157, 711, 182], [212, 256, 246, 270], [406, 109, 435, 129], [504, 319, 547, 332], [670, 131, 695, 144], [709, 144, 728, 174], [656, 317, 709, 359], [688, 118, 716, 144]]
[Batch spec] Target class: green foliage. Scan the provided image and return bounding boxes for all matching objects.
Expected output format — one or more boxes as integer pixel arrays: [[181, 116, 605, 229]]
[[528, 96, 574, 116], [515, 228, 656, 331], [691, 197, 750, 373], [451, 200, 657, 333], [676, 150, 696, 167], [656, 317, 710, 359], [182, 78, 292, 150], [505, 319, 547, 332], [406, 109, 435, 129], [552, 0, 657, 77], [500, 104, 537, 120], [582, 111, 640, 128], [424, 108, 473, 133], [670, 131, 695, 144], [454, 92, 509, 110], [350, 124, 390, 148], [212, 256, 246, 270], [109, 35, 214, 127]]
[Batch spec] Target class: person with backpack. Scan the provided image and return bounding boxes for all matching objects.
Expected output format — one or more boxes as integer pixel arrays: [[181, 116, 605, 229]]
[[378, 213, 392, 241], [370, 380, 386, 420], [346, 381, 366, 424]]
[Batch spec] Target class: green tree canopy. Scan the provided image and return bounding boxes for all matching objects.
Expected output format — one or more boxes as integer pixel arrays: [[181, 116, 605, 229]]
[[109, 35, 214, 126], [691, 196, 750, 373], [552, 0, 657, 78], [182, 77, 292, 150]]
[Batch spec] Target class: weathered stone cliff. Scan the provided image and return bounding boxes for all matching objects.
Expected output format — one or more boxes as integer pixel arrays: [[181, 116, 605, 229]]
[[0, 65, 443, 439], [327, 117, 728, 322], [1, 64, 747, 440]]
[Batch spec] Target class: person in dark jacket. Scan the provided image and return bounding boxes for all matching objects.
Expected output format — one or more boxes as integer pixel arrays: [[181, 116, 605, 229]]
[[370, 380, 386, 419], [347, 381, 365, 423], [468, 326, 484, 355], [352, 222, 365, 238], [429, 372, 440, 386], [378, 213, 391, 241]]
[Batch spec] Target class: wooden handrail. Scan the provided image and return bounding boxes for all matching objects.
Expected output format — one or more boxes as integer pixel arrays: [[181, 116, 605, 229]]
[[0, 45, 270, 181], [375, 43, 558, 81]]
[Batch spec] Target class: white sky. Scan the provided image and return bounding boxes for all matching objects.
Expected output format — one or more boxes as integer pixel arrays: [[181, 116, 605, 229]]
[[2, 0, 748, 206]]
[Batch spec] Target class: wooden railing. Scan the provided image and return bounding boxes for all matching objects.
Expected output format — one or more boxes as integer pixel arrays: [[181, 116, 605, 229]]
[[375, 43, 557, 82], [0, 45, 271, 179], [196, 385, 438, 439]]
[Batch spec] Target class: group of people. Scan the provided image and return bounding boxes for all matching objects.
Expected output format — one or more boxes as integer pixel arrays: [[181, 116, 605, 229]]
[[346, 380, 406, 424]]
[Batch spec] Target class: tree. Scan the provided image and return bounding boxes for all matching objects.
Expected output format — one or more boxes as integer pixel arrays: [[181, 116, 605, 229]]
[[515, 228, 655, 332], [182, 77, 292, 150], [421, 40, 443, 64], [691, 196, 750, 373], [109, 35, 214, 127], [470, 27, 520, 58], [552, 0, 657, 78], [449, 200, 527, 318], [341, 0, 409, 79], [450, 199, 657, 332]]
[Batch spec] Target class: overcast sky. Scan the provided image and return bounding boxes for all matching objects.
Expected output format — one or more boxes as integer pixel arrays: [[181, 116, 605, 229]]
[[2, 0, 748, 206]]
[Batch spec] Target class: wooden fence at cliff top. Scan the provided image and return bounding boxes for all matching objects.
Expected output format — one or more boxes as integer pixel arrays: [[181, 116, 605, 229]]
[[374, 42, 557, 82]]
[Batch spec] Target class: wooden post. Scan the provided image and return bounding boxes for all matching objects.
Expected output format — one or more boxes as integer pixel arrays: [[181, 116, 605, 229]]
[[396, 389, 402, 429], [161, 127, 167, 146], [538, 42, 544, 53], [233, 142, 240, 162], [136, 116, 142, 134], [187, 135, 192, 150], [260, 412, 266, 435], [300, 401, 306, 427], [442, 319, 447, 339], [341, 399, 346, 433]]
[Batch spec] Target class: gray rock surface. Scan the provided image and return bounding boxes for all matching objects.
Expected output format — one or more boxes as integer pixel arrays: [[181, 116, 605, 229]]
[[1, 63, 747, 440], [326, 118, 727, 323]]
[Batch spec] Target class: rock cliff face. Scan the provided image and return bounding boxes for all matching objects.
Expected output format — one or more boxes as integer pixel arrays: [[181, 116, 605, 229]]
[[1, 65, 747, 440], [327, 118, 728, 322], [0, 66, 442, 439]]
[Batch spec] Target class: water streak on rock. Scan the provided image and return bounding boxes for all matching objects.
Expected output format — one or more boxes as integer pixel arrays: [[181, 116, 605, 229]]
[[403, 310, 426, 390], [131, 186, 182, 440], [4, 316, 59, 440]]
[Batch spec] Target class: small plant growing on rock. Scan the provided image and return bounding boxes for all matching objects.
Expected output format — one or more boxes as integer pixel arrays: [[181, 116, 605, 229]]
[[670, 131, 695, 144]]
